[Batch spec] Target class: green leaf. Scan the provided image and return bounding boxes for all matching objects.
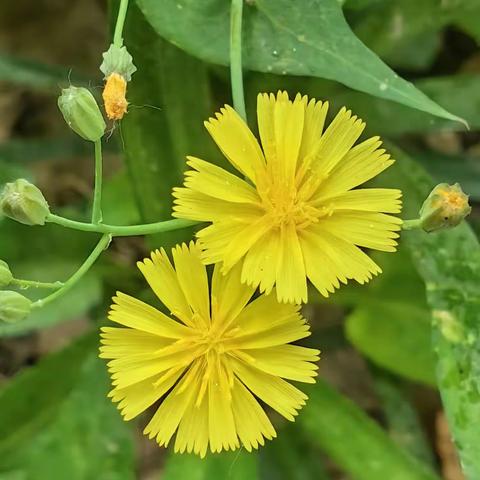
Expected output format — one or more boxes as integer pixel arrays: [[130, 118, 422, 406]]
[[334, 74, 480, 136], [0, 333, 95, 457], [384, 146, 480, 480], [138, 0, 464, 124], [0, 336, 135, 479], [162, 451, 258, 480], [121, 4, 217, 247], [331, 246, 436, 385], [300, 379, 440, 480], [346, 302, 436, 386], [0, 54, 89, 92]]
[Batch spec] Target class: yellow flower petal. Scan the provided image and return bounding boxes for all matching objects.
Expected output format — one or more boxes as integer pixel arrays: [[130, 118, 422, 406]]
[[184, 156, 260, 204], [298, 98, 329, 162], [320, 211, 402, 252], [317, 188, 402, 214], [243, 344, 320, 383], [275, 222, 308, 304], [109, 292, 188, 338], [318, 136, 394, 198], [231, 378, 276, 452], [172, 242, 210, 325], [300, 228, 382, 296], [173, 187, 261, 222], [231, 359, 307, 421], [211, 261, 255, 327], [205, 105, 266, 183], [137, 249, 192, 326]]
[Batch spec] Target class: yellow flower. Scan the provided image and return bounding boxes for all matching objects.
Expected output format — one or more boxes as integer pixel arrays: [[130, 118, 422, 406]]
[[173, 91, 402, 304], [100, 242, 319, 458]]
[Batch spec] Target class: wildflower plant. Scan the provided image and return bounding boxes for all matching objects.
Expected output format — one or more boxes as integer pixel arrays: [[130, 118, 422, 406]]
[[0, 0, 478, 477]]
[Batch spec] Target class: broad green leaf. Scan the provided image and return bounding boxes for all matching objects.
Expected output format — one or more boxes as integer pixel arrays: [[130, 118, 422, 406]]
[[300, 379, 440, 480], [333, 74, 480, 136], [346, 303, 436, 386], [0, 333, 95, 457], [138, 0, 464, 123], [0, 339, 134, 479], [162, 451, 258, 480], [325, 246, 436, 385], [246, 71, 477, 137], [0, 54, 88, 91], [383, 146, 480, 479], [121, 4, 217, 247]]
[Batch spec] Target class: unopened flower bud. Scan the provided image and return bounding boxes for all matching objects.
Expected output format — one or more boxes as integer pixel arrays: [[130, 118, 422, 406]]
[[100, 44, 136, 81], [58, 86, 106, 142], [419, 183, 471, 233], [0, 291, 31, 323], [0, 260, 13, 288], [0, 179, 50, 226]]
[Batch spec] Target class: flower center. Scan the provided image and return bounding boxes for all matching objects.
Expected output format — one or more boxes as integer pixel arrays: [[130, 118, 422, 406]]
[[261, 184, 322, 229]]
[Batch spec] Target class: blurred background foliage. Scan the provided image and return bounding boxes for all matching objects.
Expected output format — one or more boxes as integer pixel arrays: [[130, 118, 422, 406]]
[[0, 0, 479, 479]]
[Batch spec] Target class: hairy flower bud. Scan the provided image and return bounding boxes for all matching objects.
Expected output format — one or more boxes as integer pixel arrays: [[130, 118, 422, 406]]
[[0, 179, 50, 226], [419, 183, 471, 233], [0, 291, 31, 323], [0, 260, 13, 288], [58, 86, 106, 142]]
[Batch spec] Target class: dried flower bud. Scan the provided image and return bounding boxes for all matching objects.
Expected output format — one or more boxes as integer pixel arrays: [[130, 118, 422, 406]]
[[102, 73, 128, 120], [0, 179, 50, 226], [0, 291, 31, 323], [58, 86, 106, 142], [100, 44, 136, 81], [0, 260, 13, 288], [419, 183, 471, 233]]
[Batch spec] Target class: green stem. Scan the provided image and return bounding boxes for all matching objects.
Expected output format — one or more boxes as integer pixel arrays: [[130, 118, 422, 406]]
[[402, 218, 423, 231], [11, 278, 63, 290], [46, 213, 200, 237], [230, 0, 247, 121], [31, 234, 111, 309], [92, 139, 103, 224], [113, 0, 130, 47]]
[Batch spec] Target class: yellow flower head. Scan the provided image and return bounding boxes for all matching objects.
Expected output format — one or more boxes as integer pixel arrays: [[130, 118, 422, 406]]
[[102, 72, 128, 120], [100, 242, 319, 458], [173, 91, 402, 303]]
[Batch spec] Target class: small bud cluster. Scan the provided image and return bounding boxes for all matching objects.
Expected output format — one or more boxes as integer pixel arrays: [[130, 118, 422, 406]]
[[0, 259, 31, 324], [1, 179, 50, 226]]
